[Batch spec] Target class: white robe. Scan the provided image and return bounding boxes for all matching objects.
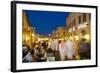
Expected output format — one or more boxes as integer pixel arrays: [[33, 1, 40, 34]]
[[59, 42, 66, 61], [65, 40, 75, 59]]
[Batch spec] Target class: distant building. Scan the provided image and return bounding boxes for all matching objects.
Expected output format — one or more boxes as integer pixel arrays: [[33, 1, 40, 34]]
[[51, 27, 67, 39]]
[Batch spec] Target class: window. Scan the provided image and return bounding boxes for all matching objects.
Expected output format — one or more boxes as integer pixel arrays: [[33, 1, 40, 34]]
[[79, 16, 81, 24], [83, 13, 86, 22], [74, 19, 76, 26]]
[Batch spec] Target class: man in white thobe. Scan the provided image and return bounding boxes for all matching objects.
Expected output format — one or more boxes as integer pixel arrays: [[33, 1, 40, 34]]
[[65, 39, 76, 59]]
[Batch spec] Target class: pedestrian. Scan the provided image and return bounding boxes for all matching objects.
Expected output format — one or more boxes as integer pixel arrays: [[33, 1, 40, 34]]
[[23, 49, 34, 62], [54, 38, 59, 51], [65, 38, 77, 60], [59, 40, 66, 61], [49, 39, 55, 51]]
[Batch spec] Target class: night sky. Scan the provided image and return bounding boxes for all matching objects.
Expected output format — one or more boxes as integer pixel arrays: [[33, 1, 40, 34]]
[[23, 10, 69, 36]]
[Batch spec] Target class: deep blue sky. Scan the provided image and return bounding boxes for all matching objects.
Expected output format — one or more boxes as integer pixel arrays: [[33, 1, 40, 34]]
[[23, 10, 69, 36]]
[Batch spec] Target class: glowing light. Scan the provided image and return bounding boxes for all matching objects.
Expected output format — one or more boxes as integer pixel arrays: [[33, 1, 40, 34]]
[[38, 38, 42, 41], [32, 34, 35, 36], [26, 35, 29, 41], [84, 34, 89, 40], [75, 55, 80, 60], [75, 36, 79, 40]]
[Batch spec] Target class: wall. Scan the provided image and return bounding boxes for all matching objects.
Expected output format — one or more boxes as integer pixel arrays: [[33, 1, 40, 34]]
[[0, 0, 99, 73]]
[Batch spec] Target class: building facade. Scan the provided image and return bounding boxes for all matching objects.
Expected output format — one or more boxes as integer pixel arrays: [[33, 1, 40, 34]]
[[51, 27, 67, 39], [22, 12, 36, 48], [66, 13, 91, 41]]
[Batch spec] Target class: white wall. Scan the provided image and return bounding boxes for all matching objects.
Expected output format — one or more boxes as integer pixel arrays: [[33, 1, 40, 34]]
[[0, 0, 99, 73]]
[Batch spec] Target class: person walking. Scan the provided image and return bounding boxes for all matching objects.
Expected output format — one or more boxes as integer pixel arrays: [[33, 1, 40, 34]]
[[65, 38, 77, 60], [59, 40, 66, 61]]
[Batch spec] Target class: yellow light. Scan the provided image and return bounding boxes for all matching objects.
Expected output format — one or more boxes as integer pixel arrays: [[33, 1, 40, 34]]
[[75, 36, 79, 40], [75, 55, 80, 60], [26, 35, 29, 41], [38, 38, 42, 41], [32, 34, 35, 36], [84, 34, 89, 40]]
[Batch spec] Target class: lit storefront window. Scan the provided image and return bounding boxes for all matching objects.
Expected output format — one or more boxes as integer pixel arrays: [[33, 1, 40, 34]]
[[26, 35, 29, 41], [84, 34, 90, 40], [74, 36, 79, 41], [78, 22, 88, 29]]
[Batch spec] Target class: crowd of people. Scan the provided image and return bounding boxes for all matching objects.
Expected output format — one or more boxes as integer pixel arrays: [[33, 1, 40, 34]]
[[22, 37, 90, 63]]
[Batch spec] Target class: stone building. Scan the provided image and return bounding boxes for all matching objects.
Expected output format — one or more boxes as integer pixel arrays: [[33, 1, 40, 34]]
[[22, 12, 36, 48], [51, 27, 67, 39], [66, 12, 91, 41]]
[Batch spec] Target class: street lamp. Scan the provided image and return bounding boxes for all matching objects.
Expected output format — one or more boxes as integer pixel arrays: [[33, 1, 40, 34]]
[[32, 34, 35, 37]]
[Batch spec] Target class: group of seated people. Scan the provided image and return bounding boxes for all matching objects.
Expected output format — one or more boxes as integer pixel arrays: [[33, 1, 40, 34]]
[[22, 40, 52, 63]]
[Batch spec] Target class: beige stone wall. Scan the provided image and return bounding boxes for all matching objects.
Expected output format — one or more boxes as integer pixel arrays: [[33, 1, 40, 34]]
[[66, 13, 91, 33], [66, 13, 91, 41], [22, 13, 35, 48]]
